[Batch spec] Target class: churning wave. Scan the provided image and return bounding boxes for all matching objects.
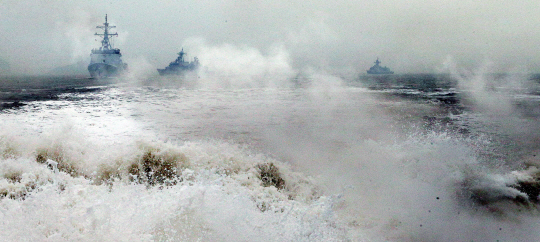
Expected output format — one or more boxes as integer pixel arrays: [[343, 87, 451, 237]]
[[2, 73, 540, 241], [0, 129, 348, 241]]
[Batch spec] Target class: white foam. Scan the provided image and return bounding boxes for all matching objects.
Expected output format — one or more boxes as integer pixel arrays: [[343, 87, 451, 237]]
[[2, 76, 540, 241]]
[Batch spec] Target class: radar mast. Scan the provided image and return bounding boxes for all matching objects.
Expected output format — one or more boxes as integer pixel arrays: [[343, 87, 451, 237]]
[[177, 49, 185, 63], [94, 14, 118, 50]]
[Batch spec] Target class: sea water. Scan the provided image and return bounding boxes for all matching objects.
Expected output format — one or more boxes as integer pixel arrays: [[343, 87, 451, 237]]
[[1, 73, 540, 241]]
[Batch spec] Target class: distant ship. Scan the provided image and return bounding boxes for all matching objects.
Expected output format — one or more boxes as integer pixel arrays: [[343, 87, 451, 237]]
[[157, 49, 199, 76], [88, 15, 127, 78], [367, 58, 394, 74]]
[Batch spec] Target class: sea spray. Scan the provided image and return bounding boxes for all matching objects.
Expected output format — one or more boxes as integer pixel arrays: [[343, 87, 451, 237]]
[[2, 73, 540, 241], [0, 130, 345, 241]]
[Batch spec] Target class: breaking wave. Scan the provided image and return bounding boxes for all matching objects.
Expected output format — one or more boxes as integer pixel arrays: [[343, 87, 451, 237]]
[[0, 129, 347, 241], [2, 74, 540, 241]]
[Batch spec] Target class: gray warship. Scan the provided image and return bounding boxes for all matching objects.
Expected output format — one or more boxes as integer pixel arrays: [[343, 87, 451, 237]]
[[157, 49, 199, 76], [88, 15, 127, 78], [367, 58, 393, 74]]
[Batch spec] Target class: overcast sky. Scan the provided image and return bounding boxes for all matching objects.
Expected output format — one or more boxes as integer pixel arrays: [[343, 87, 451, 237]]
[[1, 0, 540, 75]]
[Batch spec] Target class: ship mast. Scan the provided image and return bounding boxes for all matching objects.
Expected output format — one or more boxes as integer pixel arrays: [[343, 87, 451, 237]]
[[95, 14, 118, 50], [178, 48, 185, 62]]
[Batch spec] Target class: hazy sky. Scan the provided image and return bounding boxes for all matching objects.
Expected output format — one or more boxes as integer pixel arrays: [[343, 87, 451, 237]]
[[1, 0, 540, 74]]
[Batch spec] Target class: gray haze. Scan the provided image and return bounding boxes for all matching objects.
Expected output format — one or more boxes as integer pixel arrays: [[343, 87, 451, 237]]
[[1, 0, 540, 75]]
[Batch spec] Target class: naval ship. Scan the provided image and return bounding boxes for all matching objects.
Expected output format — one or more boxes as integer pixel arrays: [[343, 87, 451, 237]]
[[88, 15, 127, 78], [157, 49, 199, 76], [367, 58, 394, 74]]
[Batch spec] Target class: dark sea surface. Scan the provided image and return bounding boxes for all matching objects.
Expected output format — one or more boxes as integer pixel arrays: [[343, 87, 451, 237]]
[[1, 73, 540, 241], [0, 76, 114, 109]]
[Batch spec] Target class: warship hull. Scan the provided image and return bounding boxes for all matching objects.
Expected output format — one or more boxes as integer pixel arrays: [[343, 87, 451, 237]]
[[157, 49, 199, 76], [367, 70, 394, 75], [88, 50, 126, 78], [157, 66, 198, 76], [88, 63, 123, 78], [367, 58, 393, 75]]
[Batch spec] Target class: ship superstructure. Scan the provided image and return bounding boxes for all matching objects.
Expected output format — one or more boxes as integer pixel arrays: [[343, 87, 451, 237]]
[[157, 49, 199, 76], [88, 15, 127, 78], [367, 58, 393, 74]]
